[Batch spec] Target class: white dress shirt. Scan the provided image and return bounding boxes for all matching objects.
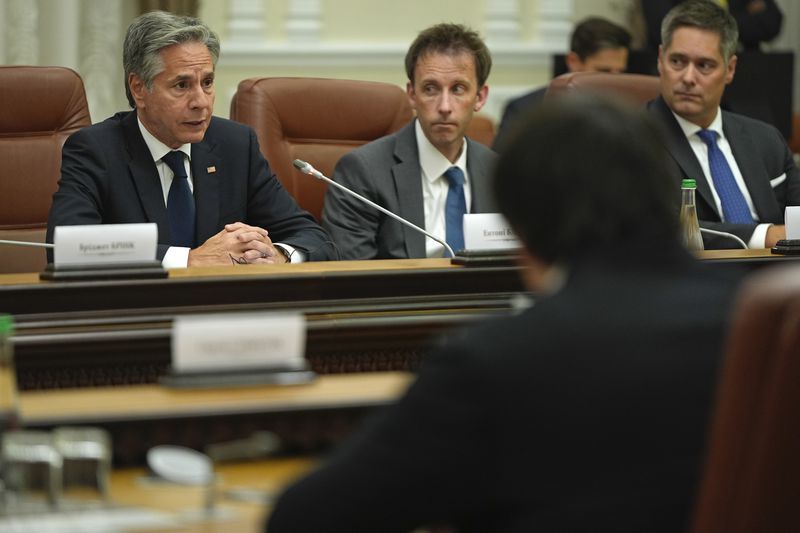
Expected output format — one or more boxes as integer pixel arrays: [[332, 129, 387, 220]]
[[414, 120, 472, 258]]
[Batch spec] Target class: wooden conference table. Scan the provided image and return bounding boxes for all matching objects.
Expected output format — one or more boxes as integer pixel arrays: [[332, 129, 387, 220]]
[[1, 250, 795, 530], [0, 457, 316, 532], [4, 373, 413, 530], [2, 258, 524, 391], [1, 250, 794, 390], [16, 371, 413, 464]]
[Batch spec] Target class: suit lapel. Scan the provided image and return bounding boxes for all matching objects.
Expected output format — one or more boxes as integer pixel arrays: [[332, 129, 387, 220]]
[[122, 112, 171, 243], [723, 112, 778, 221], [652, 97, 720, 218], [190, 131, 221, 245], [466, 139, 493, 212], [392, 122, 426, 258]]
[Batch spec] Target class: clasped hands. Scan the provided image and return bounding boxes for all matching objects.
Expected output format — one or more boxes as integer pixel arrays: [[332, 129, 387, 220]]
[[188, 222, 288, 266]]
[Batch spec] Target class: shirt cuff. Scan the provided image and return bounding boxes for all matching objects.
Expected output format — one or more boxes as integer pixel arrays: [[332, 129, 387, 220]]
[[162, 246, 191, 269], [275, 243, 306, 263], [748, 223, 771, 249]]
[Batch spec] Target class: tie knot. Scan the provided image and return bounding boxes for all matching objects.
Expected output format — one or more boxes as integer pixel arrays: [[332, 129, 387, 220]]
[[696, 129, 717, 146], [444, 166, 464, 187], [162, 151, 187, 179]]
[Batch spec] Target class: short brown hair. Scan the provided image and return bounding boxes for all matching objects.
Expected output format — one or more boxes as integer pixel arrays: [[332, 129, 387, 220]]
[[404, 23, 492, 87], [571, 17, 631, 60]]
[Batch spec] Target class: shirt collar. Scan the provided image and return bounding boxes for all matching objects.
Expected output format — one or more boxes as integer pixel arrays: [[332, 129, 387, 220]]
[[671, 106, 724, 140], [414, 119, 468, 183], [137, 115, 192, 163]]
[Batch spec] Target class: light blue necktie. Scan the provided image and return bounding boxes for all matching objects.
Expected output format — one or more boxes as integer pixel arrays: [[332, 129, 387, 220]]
[[696, 129, 753, 224], [162, 150, 196, 247], [444, 166, 466, 256]]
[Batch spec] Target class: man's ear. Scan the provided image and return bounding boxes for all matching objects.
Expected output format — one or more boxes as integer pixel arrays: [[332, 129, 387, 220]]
[[406, 80, 420, 112], [516, 247, 552, 293], [725, 54, 737, 85], [474, 84, 488, 112], [565, 51, 584, 73], [129, 73, 147, 108]]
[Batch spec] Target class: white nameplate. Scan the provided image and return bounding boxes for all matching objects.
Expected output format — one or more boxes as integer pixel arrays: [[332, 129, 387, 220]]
[[786, 206, 800, 239], [463, 213, 521, 250], [54, 223, 157, 266], [172, 312, 306, 373]]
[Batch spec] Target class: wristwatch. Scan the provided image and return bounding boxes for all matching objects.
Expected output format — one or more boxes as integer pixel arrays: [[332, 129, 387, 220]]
[[274, 244, 292, 263]]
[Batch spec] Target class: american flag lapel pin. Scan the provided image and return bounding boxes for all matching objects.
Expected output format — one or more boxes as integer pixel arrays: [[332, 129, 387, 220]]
[[207, 166, 216, 173]]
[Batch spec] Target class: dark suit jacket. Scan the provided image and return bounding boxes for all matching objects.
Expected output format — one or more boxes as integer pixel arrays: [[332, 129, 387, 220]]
[[321, 121, 497, 259], [267, 243, 742, 533], [493, 86, 547, 151], [648, 96, 800, 249], [641, 0, 783, 52], [47, 111, 332, 261]]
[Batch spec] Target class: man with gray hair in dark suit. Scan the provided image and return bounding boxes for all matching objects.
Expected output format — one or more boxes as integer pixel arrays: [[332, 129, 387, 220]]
[[48, 10, 332, 267], [647, 0, 800, 249]]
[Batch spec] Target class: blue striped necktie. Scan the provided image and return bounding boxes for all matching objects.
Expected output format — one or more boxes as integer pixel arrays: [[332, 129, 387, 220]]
[[696, 129, 753, 224], [162, 150, 196, 247], [444, 166, 466, 256]]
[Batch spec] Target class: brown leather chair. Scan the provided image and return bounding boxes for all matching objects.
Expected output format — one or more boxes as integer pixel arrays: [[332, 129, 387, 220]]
[[788, 112, 800, 155], [465, 113, 496, 147], [546, 71, 661, 105], [230, 77, 414, 222], [690, 264, 800, 533], [0, 66, 91, 274]]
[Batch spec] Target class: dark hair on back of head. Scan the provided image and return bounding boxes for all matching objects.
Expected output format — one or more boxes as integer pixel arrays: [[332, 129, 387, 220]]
[[494, 93, 678, 265], [570, 17, 632, 60]]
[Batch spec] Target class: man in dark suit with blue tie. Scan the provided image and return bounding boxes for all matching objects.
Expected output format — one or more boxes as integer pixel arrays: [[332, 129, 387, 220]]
[[47, 11, 332, 267], [647, 0, 800, 249]]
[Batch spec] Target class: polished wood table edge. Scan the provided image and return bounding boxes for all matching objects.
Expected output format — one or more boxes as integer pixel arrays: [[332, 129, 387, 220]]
[[3, 250, 793, 287], [168, 257, 458, 278], [0, 258, 459, 286], [694, 248, 778, 260], [19, 371, 413, 426]]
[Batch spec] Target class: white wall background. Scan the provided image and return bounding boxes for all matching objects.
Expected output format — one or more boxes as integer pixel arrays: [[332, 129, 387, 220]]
[[0, 0, 796, 126]]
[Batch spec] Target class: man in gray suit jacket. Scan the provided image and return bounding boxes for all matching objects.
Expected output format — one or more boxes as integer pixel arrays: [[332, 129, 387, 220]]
[[322, 23, 497, 259], [648, 0, 800, 249]]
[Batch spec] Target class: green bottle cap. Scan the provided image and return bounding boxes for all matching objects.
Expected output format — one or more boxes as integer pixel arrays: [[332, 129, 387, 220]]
[[682, 179, 697, 189], [0, 314, 13, 335]]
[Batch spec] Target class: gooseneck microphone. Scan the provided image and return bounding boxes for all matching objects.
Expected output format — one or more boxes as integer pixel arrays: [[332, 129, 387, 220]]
[[0, 239, 54, 248], [698, 228, 748, 249], [292, 159, 455, 258]]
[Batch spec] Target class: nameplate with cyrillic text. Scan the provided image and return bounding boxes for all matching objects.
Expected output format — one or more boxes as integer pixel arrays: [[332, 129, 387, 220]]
[[54, 223, 157, 266]]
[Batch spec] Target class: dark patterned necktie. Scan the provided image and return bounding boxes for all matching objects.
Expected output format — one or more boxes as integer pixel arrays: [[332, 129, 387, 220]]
[[162, 150, 196, 247]]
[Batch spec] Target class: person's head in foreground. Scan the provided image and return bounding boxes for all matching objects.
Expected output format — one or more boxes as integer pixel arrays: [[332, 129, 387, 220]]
[[496, 93, 679, 289]]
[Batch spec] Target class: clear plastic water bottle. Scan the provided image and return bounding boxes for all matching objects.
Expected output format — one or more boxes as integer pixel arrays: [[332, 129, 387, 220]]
[[680, 179, 704, 251]]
